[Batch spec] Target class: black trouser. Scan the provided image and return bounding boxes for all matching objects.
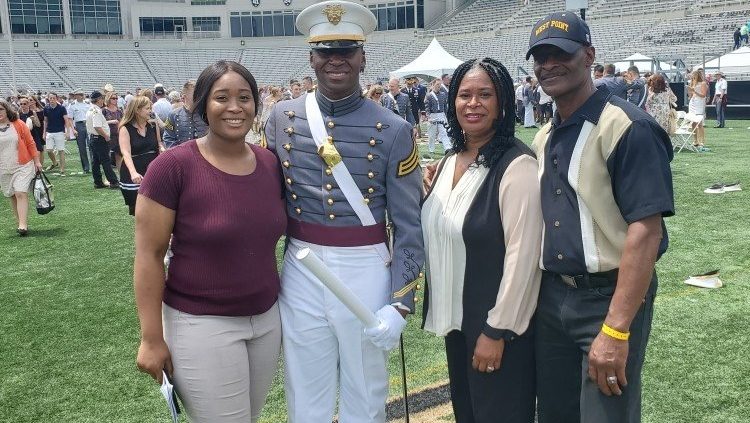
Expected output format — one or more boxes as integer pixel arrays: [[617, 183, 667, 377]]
[[90, 135, 118, 186], [75, 121, 90, 172], [516, 100, 524, 123], [535, 271, 657, 423], [445, 328, 536, 423]]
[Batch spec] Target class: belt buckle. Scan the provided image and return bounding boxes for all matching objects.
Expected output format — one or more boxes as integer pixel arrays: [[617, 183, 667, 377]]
[[560, 274, 578, 288]]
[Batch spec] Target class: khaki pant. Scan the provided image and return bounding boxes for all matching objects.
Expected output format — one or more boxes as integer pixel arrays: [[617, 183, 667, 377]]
[[163, 302, 281, 423]]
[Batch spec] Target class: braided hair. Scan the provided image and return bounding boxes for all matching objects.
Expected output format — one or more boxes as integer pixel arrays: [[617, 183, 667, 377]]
[[446, 58, 518, 168]]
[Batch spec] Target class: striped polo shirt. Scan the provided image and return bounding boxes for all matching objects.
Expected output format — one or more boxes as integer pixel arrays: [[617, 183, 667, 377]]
[[532, 87, 674, 276]]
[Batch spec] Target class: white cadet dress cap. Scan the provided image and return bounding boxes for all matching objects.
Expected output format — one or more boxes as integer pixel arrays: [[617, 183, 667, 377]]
[[296, 0, 377, 49]]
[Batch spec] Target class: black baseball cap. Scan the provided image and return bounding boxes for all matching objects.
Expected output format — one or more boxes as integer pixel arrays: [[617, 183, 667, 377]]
[[154, 86, 166, 95], [90, 91, 103, 100], [526, 11, 591, 60]]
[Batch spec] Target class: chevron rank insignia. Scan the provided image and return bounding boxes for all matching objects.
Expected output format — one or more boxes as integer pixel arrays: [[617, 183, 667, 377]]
[[397, 140, 419, 177]]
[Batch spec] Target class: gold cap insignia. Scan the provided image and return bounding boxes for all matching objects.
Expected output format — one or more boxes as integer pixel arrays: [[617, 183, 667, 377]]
[[323, 4, 346, 25]]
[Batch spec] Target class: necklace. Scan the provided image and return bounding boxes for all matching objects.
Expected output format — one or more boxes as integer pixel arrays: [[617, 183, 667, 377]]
[[0, 123, 9, 132]]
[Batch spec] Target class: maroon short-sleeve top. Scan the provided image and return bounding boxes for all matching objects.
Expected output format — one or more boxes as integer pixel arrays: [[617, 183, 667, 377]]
[[139, 140, 286, 316]]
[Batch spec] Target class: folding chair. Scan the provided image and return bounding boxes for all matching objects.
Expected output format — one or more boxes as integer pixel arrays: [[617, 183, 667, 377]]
[[672, 111, 700, 153]]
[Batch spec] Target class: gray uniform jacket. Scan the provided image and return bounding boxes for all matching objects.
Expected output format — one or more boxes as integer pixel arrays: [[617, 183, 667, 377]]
[[381, 91, 414, 124], [264, 90, 425, 310], [425, 90, 449, 117], [163, 107, 208, 148]]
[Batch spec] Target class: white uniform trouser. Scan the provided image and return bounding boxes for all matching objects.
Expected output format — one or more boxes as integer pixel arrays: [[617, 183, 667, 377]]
[[427, 112, 451, 152], [279, 238, 390, 423], [524, 101, 536, 127]]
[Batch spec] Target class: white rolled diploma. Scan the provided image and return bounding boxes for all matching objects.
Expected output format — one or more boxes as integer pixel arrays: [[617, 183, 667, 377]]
[[295, 247, 380, 329]]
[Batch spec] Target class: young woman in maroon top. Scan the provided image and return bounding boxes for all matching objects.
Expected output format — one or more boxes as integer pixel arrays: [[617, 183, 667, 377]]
[[134, 61, 286, 422]]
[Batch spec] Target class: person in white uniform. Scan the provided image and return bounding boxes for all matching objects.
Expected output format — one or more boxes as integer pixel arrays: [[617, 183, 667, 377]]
[[523, 76, 537, 128], [263, 2, 425, 422]]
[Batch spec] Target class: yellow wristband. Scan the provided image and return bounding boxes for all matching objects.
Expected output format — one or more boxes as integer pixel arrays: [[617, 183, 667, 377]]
[[601, 323, 630, 341]]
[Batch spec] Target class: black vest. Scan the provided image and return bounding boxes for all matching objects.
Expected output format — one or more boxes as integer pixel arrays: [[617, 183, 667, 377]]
[[421, 138, 534, 338]]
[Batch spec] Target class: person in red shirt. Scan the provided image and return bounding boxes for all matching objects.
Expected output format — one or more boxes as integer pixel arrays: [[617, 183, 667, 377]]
[[133, 60, 286, 422]]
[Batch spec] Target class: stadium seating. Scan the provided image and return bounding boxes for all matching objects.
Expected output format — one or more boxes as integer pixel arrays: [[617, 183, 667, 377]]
[[0, 0, 746, 95]]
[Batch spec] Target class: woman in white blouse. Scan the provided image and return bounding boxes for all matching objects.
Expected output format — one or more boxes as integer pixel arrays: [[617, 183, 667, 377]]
[[421, 58, 542, 423]]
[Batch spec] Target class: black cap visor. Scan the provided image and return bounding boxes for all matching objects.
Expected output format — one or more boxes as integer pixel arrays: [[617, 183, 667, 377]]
[[310, 40, 364, 50], [526, 38, 586, 60]]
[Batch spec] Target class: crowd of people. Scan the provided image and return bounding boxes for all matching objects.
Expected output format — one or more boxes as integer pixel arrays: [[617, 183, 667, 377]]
[[0, 2, 731, 423], [116, 5, 672, 423], [733, 20, 750, 50]]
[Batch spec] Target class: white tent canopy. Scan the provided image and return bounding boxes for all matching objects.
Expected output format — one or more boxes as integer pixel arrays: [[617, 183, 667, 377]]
[[390, 38, 464, 80], [702, 46, 750, 74], [613, 53, 674, 72]]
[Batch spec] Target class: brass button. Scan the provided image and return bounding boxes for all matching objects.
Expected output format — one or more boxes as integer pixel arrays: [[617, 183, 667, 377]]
[[556, 188, 562, 195], [375, 122, 383, 131], [325, 168, 332, 176], [367, 153, 374, 161], [283, 143, 291, 151], [418, 272, 424, 278], [327, 121, 335, 129], [554, 220, 560, 227], [285, 127, 294, 135], [286, 178, 293, 185], [368, 187, 374, 194], [326, 136, 334, 144], [286, 110, 295, 118], [283, 160, 290, 168], [416, 284, 421, 290], [414, 297, 419, 303], [367, 171, 375, 179], [295, 207, 301, 215], [369, 138, 376, 146], [553, 158, 559, 166], [364, 198, 370, 205], [291, 193, 298, 200], [557, 253, 563, 260], [325, 183, 333, 191], [327, 198, 334, 206], [328, 213, 335, 220]]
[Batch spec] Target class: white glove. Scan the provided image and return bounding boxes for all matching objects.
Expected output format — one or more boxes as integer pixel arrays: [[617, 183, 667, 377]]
[[363, 305, 407, 351]]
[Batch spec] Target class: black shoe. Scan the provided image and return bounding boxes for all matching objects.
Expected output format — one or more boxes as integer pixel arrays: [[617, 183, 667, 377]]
[[109, 183, 120, 189], [17, 228, 28, 237], [94, 184, 107, 189]]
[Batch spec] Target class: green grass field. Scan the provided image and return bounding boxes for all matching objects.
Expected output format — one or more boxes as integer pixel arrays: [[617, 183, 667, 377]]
[[1, 121, 749, 422]]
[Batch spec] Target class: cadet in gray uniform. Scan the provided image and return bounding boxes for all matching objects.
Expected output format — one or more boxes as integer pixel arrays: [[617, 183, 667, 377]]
[[263, 2, 424, 422], [425, 79, 451, 153], [381, 77, 414, 125], [162, 81, 208, 148]]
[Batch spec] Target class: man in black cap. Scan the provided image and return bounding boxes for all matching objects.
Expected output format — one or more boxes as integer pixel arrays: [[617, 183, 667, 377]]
[[152, 86, 172, 123], [85, 91, 119, 189], [526, 11, 674, 423]]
